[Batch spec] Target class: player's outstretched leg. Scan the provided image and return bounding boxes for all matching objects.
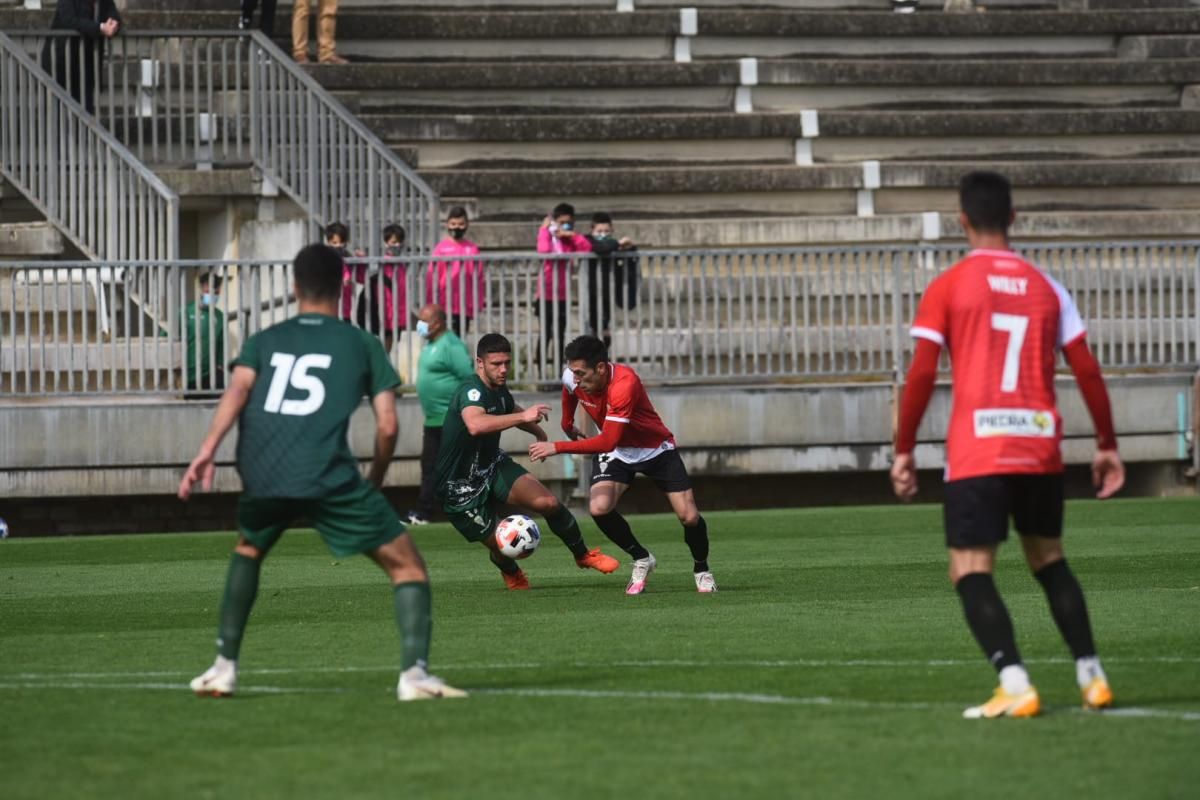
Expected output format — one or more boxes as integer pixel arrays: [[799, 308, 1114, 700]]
[[487, 544, 530, 591], [1023, 538, 1112, 710], [508, 474, 619, 573], [955, 566, 1039, 719], [368, 533, 467, 701], [191, 540, 264, 697], [590, 481, 655, 594]]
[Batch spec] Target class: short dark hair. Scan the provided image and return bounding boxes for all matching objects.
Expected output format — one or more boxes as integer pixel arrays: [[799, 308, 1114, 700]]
[[383, 223, 406, 242], [476, 333, 512, 359], [446, 206, 469, 222], [564, 335, 608, 367], [959, 171, 1012, 234], [324, 221, 349, 242], [293, 243, 344, 302], [591, 212, 612, 226], [198, 273, 223, 289], [552, 202, 575, 219]]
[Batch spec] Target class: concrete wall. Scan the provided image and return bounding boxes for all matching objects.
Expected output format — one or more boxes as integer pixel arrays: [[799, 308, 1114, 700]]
[[1, 375, 1192, 500]]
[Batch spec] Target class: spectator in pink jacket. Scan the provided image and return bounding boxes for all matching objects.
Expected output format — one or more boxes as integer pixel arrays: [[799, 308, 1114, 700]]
[[537, 202, 591, 367], [427, 206, 484, 337], [337, 222, 408, 352]]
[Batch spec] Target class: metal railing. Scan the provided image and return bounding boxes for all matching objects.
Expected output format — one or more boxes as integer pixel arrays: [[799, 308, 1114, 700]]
[[8, 30, 440, 253], [2, 242, 1196, 397], [0, 32, 180, 262]]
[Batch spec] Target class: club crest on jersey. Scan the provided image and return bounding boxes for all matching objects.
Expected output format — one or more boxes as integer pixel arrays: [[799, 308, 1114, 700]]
[[467, 389, 481, 402], [973, 408, 1056, 438]]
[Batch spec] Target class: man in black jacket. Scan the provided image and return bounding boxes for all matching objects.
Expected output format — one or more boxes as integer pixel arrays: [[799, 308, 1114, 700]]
[[584, 212, 639, 350], [239, 1, 278, 36], [40, 0, 121, 114]]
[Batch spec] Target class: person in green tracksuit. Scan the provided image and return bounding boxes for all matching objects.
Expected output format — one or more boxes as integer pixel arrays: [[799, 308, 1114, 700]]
[[178, 243, 465, 702], [407, 303, 476, 525], [184, 273, 226, 392]]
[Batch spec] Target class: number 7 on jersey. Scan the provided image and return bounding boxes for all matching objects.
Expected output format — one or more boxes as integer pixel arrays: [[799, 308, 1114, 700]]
[[991, 313, 1028, 393]]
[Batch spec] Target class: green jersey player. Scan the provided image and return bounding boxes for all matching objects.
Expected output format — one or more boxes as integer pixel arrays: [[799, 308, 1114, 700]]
[[435, 333, 619, 590], [179, 243, 464, 702]]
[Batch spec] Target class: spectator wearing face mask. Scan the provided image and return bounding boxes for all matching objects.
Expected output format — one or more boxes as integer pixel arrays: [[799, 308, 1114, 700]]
[[427, 207, 485, 337], [408, 303, 475, 525], [537, 202, 592, 367], [343, 224, 408, 353], [184, 273, 227, 393], [584, 212, 639, 350]]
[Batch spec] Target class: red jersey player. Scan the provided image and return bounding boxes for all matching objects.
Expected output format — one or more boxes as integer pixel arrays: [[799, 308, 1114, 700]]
[[891, 171, 1125, 719], [528, 335, 716, 595]]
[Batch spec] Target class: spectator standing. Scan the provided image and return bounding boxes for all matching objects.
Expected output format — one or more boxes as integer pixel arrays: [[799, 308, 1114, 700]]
[[584, 212, 639, 350], [238, 0, 277, 34], [184, 273, 227, 393], [327, 221, 364, 324], [292, 0, 347, 64], [537, 203, 591, 368], [347, 224, 408, 353], [41, 0, 122, 115], [407, 304, 475, 525], [428, 207, 485, 338]]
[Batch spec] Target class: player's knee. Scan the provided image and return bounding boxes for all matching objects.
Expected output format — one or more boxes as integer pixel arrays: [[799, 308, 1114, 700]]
[[589, 497, 615, 517], [533, 494, 561, 516], [678, 509, 701, 527], [234, 539, 265, 560]]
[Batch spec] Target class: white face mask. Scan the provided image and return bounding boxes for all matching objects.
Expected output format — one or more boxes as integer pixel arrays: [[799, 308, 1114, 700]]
[[416, 320, 431, 339], [201, 293, 214, 306]]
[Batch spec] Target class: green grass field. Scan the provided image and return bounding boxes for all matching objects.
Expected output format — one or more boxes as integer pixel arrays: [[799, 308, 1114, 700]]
[[2, 498, 1198, 799]]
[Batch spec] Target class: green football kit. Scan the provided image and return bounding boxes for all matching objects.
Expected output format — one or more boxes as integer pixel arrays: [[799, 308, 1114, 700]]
[[232, 312, 403, 557]]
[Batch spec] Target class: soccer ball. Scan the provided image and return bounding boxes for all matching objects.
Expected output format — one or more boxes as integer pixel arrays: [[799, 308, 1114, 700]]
[[494, 514, 541, 560], [0, 518, 7, 539]]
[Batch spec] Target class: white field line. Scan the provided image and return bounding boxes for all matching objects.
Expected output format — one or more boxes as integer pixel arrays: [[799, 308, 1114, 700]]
[[5, 654, 1198, 682], [0, 680, 1196, 721]]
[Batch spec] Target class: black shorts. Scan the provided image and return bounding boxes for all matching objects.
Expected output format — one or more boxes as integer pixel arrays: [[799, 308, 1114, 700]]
[[591, 448, 692, 493], [942, 473, 1064, 549]]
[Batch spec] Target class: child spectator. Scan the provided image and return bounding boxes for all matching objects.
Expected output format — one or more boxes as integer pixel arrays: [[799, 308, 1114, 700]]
[[537, 202, 591, 366], [584, 212, 639, 350]]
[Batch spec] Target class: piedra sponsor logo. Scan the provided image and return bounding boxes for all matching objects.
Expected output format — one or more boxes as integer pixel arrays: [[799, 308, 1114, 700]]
[[973, 408, 1056, 438]]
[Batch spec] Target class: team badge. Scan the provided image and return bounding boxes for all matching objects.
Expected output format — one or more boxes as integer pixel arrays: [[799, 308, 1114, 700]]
[[467, 389, 481, 402]]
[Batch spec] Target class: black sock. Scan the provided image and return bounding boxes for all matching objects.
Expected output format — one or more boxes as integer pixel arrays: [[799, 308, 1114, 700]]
[[545, 504, 589, 559], [684, 516, 710, 573], [489, 548, 521, 576], [593, 511, 649, 560], [955, 572, 1022, 672], [1034, 558, 1097, 660]]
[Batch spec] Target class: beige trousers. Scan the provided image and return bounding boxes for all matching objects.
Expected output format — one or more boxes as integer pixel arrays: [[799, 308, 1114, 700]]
[[292, 0, 339, 62]]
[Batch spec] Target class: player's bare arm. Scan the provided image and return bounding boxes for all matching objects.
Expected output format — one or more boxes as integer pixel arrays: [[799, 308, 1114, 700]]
[[461, 403, 550, 438], [512, 403, 550, 442], [178, 365, 257, 500], [366, 389, 399, 488]]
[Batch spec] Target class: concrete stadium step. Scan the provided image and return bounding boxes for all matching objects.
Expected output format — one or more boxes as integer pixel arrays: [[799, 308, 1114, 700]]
[[365, 109, 1200, 167], [467, 209, 1200, 249], [0, 223, 65, 259]]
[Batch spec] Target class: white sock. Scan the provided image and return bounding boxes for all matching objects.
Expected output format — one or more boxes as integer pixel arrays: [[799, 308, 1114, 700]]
[[999, 664, 1031, 695], [1076, 656, 1106, 689]]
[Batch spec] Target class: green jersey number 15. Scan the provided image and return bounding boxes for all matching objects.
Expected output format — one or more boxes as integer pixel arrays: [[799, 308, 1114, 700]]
[[263, 352, 332, 416]]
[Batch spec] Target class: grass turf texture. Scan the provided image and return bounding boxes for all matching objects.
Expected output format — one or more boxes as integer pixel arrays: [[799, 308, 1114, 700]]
[[1, 498, 1197, 799]]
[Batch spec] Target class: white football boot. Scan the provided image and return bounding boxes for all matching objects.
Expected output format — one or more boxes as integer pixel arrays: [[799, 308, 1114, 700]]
[[694, 571, 718, 593], [190, 655, 237, 697], [397, 665, 468, 702], [625, 554, 657, 595]]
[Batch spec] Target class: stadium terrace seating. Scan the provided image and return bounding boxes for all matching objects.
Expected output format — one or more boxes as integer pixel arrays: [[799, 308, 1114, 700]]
[[5, 0, 1200, 248]]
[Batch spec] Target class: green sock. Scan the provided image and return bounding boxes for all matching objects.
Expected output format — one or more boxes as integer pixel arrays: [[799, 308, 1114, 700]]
[[546, 504, 588, 559], [393, 581, 432, 672], [217, 552, 261, 660]]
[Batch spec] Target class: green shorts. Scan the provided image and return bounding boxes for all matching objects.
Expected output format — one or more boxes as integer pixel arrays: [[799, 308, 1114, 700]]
[[442, 456, 529, 543], [238, 480, 405, 558]]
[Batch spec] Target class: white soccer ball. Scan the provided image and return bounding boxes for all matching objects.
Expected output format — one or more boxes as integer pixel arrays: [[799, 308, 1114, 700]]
[[494, 514, 541, 560], [0, 517, 8, 539]]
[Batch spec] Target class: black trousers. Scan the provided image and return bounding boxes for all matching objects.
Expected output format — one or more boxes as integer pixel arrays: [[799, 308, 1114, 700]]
[[540, 299, 569, 367], [417, 425, 443, 517], [241, 0, 278, 34]]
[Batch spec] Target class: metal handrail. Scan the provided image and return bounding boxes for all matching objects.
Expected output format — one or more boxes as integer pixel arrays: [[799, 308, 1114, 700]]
[[8, 30, 440, 255], [0, 31, 180, 262]]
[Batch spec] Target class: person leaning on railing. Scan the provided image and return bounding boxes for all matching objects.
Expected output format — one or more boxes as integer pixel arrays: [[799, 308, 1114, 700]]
[[584, 212, 639, 351], [428, 207, 485, 338], [184, 273, 227, 393], [40, 0, 122, 114], [537, 203, 592, 367]]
